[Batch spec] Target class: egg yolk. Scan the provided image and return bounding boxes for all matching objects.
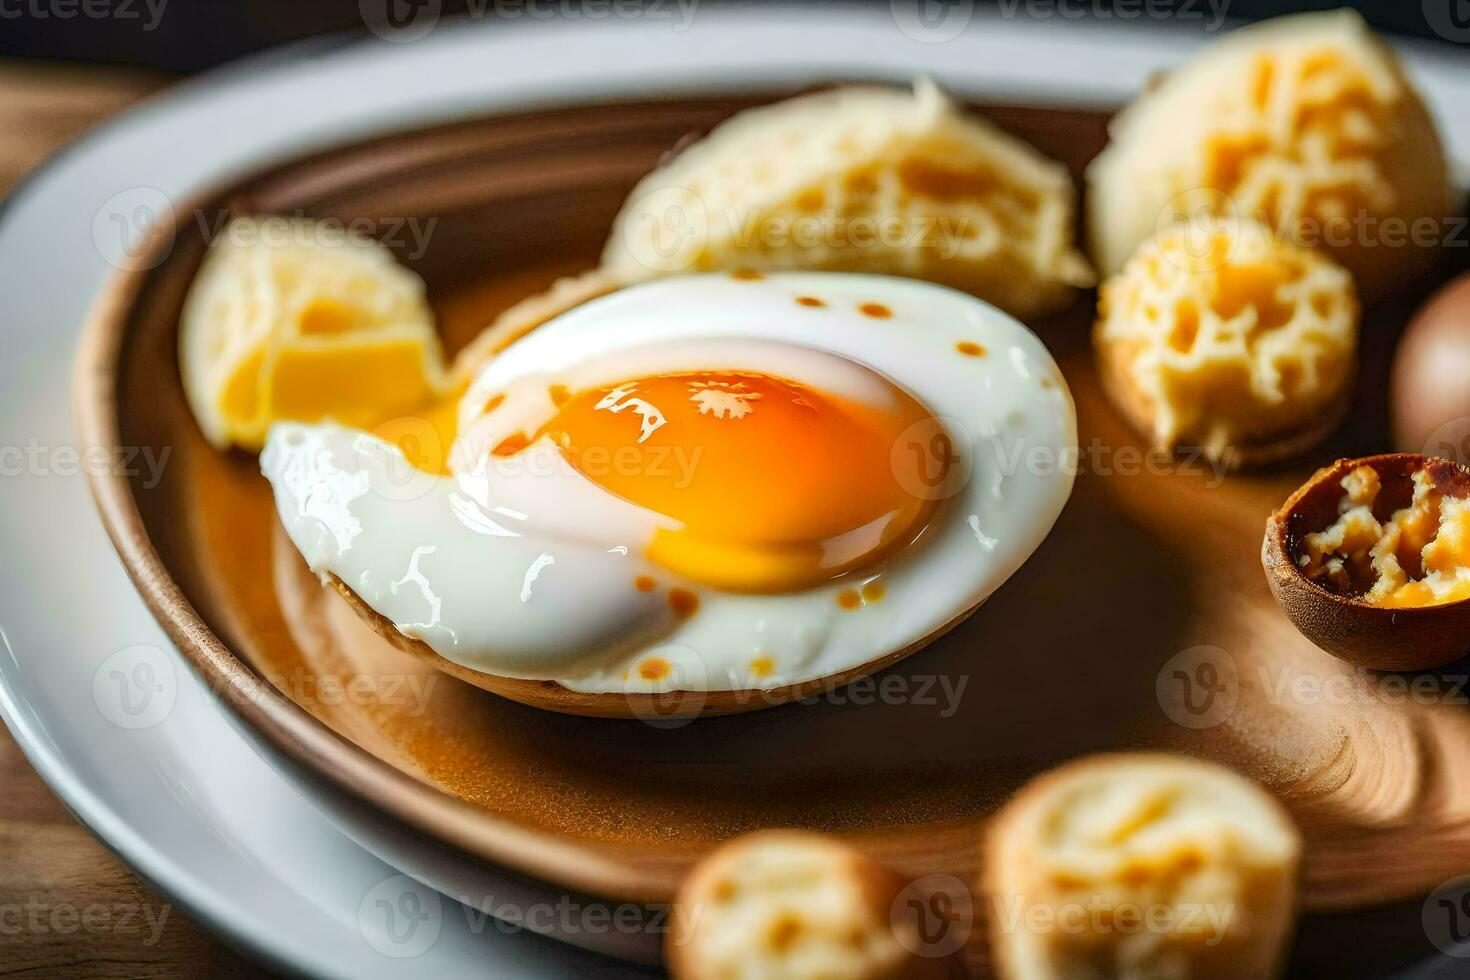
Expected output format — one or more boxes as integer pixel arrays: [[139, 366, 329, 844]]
[[371, 384, 465, 475], [534, 370, 943, 592]]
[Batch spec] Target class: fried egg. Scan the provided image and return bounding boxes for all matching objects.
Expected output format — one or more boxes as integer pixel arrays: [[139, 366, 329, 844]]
[[262, 273, 1076, 693]]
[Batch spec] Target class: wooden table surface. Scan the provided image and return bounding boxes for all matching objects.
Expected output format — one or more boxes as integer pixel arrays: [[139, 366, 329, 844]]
[[0, 60, 264, 979]]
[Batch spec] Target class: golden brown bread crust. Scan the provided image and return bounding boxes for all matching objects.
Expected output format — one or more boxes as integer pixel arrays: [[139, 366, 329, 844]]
[[667, 830, 968, 980], [1094, 328, 1352, 470], [447, 269, 619, 388], [326, 574, 980, 719], [982, 753, 1301, 980]]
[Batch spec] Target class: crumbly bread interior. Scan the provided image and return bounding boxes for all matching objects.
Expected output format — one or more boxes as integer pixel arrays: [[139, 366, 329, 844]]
[[989, 755, 1300, 980], [1086, 10, 1450, 303], [670, 833, 913, 980], [179, 216, 443, 450], [1095, 217, 1357, 463], [602, 80, 1093, 321], [1302, 462, 1470, 608]]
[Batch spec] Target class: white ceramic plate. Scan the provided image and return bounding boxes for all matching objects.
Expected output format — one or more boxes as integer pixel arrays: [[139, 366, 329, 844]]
[[2, 6, 1467, 976]]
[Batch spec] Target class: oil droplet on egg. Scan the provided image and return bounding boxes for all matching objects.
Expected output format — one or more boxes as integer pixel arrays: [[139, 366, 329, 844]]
[[638, 657, 671, 681], [669, 588, 699, 618]]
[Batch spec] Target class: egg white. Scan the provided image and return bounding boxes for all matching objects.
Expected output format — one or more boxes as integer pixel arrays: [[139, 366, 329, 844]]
[[262, 272, 1077, 693]]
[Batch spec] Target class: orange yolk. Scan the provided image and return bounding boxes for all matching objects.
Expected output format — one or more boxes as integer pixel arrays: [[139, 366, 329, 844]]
[[534, 369, 943, 592], [371, 385, 463, 475]]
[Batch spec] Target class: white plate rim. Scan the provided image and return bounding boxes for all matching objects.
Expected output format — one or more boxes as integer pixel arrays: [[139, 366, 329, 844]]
[[2, 5, 1468, 974]]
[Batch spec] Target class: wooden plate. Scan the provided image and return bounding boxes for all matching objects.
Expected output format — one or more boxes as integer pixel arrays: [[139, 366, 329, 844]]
[[76, 93, 1470, 973]]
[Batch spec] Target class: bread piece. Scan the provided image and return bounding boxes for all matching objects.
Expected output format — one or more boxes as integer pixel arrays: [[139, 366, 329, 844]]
[[447, 269, 617, 388], [602, 80, 1093, 321], [1301, 461, 1470, 608], [984, 754, 1300, 980], [1094, 217, 1357, 467], [1087, 10, 1451, 305], [668, 830, 965, 980], [180, 215, 443, 450]]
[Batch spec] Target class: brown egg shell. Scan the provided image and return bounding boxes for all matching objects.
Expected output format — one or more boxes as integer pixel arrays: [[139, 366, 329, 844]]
[[1262, 453, 1470, 672], [1391, 272, 1470, 459]]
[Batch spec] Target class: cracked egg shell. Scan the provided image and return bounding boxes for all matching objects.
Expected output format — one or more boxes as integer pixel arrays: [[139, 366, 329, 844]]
[[1262, 453, 1470, 671]]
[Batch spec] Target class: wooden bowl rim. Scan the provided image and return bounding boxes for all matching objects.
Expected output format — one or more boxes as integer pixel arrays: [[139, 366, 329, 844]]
[[1265, 452, 1470, 618], [72, 190, 703, 908], [70, 94, 1079, 908]]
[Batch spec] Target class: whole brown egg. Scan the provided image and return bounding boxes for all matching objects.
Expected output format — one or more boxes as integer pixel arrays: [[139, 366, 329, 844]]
[[1392, 273, 1470, 465]]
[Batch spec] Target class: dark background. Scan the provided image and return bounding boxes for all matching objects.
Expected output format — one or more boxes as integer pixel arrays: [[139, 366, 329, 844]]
[[0, 0, 1462, 74]]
